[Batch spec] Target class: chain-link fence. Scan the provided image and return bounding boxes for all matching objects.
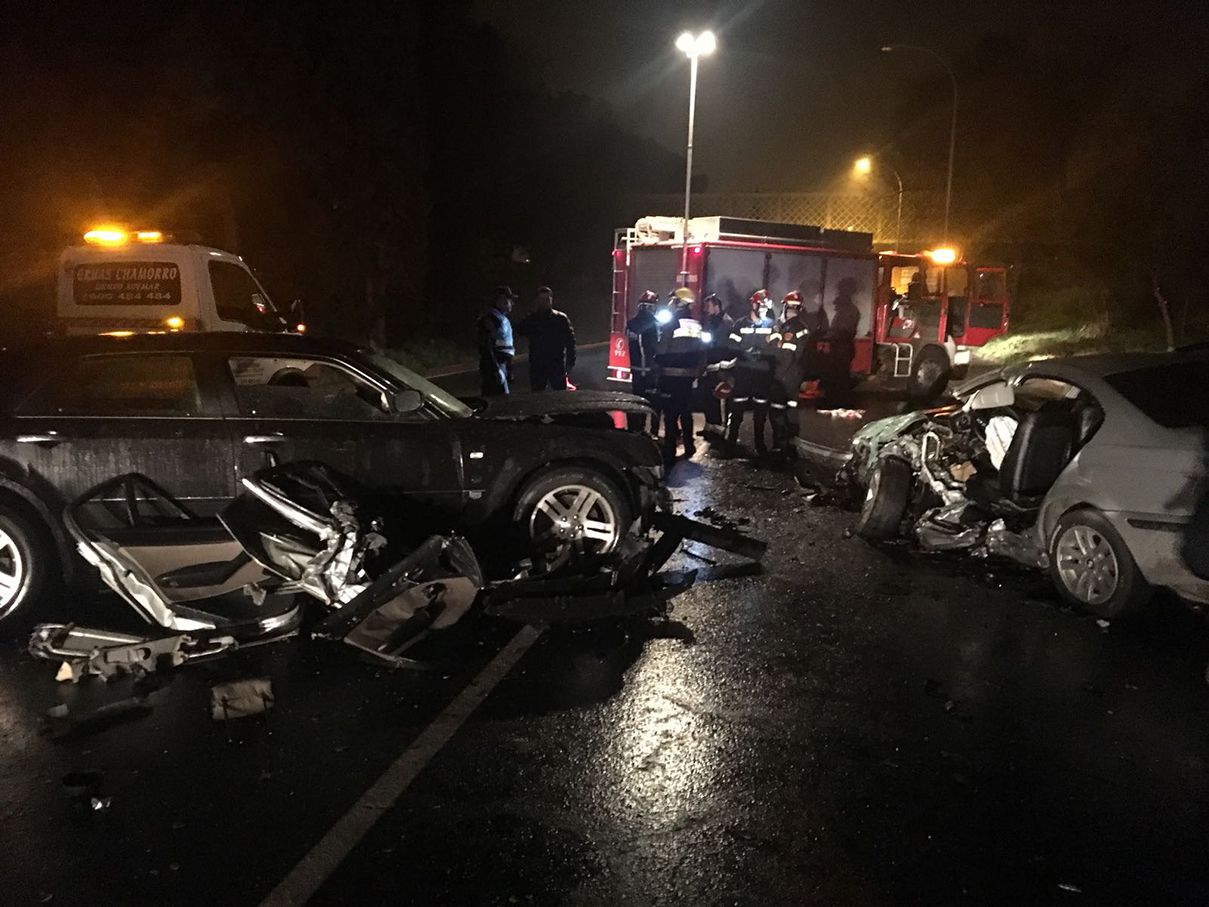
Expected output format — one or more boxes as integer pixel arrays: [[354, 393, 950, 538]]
[[632, 191, 947, 248]]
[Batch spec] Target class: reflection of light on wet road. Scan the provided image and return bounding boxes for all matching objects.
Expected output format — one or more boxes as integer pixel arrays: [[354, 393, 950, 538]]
[[590, 637, 722, 832]]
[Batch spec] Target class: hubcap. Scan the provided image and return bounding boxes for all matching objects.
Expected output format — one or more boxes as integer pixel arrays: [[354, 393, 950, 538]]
[[1055, 524, 1120, 605], [0, 528, 26, 617], [529, 484, 620, 560]]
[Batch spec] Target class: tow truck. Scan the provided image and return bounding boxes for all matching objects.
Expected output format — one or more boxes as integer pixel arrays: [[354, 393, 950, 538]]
[[56, 226, 303, 336], [607, 215, 1010, 400]]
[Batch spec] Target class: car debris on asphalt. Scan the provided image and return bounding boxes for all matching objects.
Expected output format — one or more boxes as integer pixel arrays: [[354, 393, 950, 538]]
[[28, 460, 768, 686]]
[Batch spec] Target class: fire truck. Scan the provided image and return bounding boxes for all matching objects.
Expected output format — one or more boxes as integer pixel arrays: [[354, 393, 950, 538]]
[[608, 215, 1010, 400]]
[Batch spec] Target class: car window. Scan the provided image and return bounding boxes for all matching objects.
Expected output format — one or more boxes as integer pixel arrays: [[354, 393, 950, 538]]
[[228, 356, 405, 421], [209, 261, 275, 326], [356, 350, 473, 419], [22, 354, 202, 417], [1105, 361, 1209, 428]]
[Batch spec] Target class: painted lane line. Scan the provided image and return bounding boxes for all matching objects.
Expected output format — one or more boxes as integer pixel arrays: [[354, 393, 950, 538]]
[[258, 624, 544, 907]]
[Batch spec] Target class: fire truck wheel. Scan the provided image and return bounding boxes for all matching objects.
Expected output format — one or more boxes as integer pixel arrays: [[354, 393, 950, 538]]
[[911, 347, 951, 400], [856, 457, 912, 542]]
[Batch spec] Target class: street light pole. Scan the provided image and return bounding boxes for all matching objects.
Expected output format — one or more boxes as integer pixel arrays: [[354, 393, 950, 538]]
[[676, 31, 715, 288], [882, 43, 957, 242], [853, 156, 904, 249], [680, 51, 698, 287]]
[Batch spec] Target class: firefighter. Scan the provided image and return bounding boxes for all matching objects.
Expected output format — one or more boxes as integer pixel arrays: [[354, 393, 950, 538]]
[[516, 286, 577, 391], [625, 290, 662, 432], [477, 285, 516, 396], [767, 291, 809, 450], [700, 293, 733, 428], [655, 288, 706, 461], [725, 289, 776, 455], [822, 276, 861, 401]]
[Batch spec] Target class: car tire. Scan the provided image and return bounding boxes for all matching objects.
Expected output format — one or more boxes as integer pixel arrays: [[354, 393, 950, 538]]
[[0, 505, 54, 629], [911, 347, 951, 401], [856, 457, 912, 541], [1048, 508, 1151, 619], [513, 466, 632, 561]]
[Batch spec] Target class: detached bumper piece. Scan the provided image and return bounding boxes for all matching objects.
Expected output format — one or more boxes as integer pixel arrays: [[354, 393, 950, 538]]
[[483, 513, 767, 624], [29, 623, 236, 683]]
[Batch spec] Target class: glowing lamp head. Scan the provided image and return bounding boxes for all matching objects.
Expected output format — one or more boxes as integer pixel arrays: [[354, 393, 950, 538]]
[[295, 323, 307, 334], [84, 227, 127, 246], [927, 247, 958, 265], [701, 331, 713, 344], [853, 156, 872, 175], [655, 307, 674, 326], [136, 230, 163, 243], [677, 30, 716, 57], [165, 316, 184, 330]]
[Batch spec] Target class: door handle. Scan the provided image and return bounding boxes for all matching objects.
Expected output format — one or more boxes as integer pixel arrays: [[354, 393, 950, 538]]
[[16, 433, 63, 446], [243, 433, 286, 446]]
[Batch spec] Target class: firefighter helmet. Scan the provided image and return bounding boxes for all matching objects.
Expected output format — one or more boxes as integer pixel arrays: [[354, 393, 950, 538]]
[[638, 290, 658, 308], [750, 288, 770, 306], [703, 293, 722, 310], [782, 290, 804, 312], [672, 287, 696, 304]]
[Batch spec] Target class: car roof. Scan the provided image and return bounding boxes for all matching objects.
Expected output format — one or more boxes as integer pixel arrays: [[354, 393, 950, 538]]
[[1005, 348, 1209, 382], [0, 331, 368, 361]]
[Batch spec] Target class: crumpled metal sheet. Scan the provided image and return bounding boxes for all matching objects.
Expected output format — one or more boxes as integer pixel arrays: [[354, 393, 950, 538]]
[[312, 535, 483, 667], [29, 624, 236, 683]]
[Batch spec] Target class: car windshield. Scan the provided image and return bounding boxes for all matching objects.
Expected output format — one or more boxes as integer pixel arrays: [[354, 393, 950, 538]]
[[356, 350, 472, 419], [1105, 361, 1209, 428]]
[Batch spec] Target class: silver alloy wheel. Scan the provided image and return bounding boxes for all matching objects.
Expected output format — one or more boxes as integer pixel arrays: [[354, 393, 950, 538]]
[[529, 484, 621, 558], [0, 527, 26, 618], [1055, 524, 1120, 606]]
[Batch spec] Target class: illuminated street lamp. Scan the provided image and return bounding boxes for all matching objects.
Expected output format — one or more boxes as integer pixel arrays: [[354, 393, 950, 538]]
[[676, 30, 716, 287], [852, 155, 904, 250], [882, 43, 957, 242]]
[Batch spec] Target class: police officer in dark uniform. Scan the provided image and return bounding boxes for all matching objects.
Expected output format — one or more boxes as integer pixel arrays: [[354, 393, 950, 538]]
[[655, 289, 706, 461], [625, 289, 661, 432], [767, 290, 809, 450], [725, 289, 776, 455], [477, 285, 516, 396], [516, 286, 577, 391]]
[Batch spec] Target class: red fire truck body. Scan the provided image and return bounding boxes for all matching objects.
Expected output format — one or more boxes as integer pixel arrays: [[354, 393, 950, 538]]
[[608, 216, 1010, 399]]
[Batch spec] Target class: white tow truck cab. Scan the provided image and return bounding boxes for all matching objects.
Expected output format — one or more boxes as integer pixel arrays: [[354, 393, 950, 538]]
[[56, 227, 303, 336]]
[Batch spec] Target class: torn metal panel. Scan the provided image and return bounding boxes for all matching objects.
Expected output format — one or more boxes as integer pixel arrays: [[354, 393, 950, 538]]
[[29, 624, 236, 682], [312, 535, 483, 667]]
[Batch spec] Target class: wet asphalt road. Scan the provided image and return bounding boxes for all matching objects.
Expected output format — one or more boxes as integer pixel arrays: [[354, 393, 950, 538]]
[[3, 385, 1209, 905]]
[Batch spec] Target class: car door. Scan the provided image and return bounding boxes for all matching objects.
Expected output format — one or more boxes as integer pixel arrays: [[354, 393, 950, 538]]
[[213, 352, 465, 522], [7, 351, 235, 515]]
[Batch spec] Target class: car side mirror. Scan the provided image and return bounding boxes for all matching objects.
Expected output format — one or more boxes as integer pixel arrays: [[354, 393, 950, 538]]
[[965, 382, 1014, 411], [392, 389, 423, 414]]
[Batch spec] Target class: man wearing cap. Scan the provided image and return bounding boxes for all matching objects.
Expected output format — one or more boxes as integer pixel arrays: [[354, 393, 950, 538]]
[[516, 286, 577, 391], [478, 285, 517, 396]]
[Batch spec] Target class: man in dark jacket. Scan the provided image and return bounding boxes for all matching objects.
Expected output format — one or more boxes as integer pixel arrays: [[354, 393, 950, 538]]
[[725, 289, 776, 455], [516, 286, 577, 391], [656, 291, 706, 461], [477, 286, 516, 396], [700, 293, 734, 427], [625, 289, 662, 432]]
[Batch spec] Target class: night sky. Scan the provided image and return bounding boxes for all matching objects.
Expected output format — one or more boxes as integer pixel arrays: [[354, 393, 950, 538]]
[[478, 0, 1184, 192]]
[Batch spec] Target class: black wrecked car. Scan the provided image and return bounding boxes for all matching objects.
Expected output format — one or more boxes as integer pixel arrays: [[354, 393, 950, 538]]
[[0, 332, 662, 624]]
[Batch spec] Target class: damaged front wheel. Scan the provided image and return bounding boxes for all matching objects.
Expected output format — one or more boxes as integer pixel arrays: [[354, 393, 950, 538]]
[[855, 457, 912, 542]]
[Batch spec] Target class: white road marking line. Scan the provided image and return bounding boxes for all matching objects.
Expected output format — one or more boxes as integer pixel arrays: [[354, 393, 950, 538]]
[[258, 624, 544, 907]]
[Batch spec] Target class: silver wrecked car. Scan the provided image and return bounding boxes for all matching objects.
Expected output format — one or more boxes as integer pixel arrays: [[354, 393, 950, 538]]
[[840, 349, 1209, 618]]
